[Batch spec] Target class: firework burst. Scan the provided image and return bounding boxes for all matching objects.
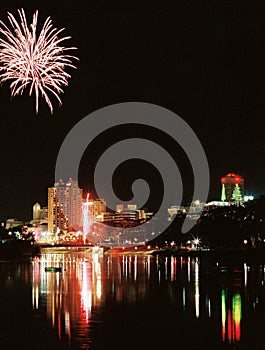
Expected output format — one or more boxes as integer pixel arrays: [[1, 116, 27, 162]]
[[0, 9, 78, 114]]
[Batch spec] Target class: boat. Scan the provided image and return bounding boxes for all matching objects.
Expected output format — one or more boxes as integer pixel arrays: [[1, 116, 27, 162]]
[[45, 267, 62, 272]]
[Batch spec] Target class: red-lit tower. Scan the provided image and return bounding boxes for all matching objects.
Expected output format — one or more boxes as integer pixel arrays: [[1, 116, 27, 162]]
[[221, 173, 244, 203]]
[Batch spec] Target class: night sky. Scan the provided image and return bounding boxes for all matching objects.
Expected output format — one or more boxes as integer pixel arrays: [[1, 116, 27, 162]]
[[0, 1, 263, 221]]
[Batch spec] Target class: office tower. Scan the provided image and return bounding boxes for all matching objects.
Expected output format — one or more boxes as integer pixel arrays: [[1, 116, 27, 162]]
[[48, 178, 83, 233]]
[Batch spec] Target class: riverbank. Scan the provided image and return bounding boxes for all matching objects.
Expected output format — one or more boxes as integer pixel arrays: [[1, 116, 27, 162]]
[[151, 246, 265, 264], [105, 245, 265, 264], [0, 239, 40, 258]]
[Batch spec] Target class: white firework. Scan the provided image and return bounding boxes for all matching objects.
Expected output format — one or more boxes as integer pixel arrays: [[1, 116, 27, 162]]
[[0, 8, 78, 113]]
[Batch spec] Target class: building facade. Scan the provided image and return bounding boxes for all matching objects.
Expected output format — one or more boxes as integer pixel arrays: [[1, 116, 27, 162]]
[[31, 202, 48, 228], [32, 203, 48, 222], [90, 198, 107, 221], [221, 173, 244, 203], [48, 187, 68, 233], [48, 178, 83, 233]]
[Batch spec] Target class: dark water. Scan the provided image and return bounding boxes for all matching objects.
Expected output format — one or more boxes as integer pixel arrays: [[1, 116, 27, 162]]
[[0, 249, 264, 350]]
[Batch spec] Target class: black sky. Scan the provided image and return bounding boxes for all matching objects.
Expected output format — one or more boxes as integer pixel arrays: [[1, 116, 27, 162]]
[[0, 1, 263, 220]]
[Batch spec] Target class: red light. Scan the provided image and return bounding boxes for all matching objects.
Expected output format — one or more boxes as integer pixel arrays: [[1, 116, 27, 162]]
[[224, 173, 242, 181]]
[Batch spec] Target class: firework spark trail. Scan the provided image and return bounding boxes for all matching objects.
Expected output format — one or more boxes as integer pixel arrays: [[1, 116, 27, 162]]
[[0, 9, 78, 114]]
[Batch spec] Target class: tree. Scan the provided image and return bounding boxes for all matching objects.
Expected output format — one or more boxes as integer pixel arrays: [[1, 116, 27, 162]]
[[221, 184, 226, 201], [232, 184, 242, 202]]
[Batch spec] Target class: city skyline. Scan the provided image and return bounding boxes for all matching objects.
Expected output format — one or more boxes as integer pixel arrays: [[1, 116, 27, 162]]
[[1, 171, 258, 223], [0, 1, 262, 222]]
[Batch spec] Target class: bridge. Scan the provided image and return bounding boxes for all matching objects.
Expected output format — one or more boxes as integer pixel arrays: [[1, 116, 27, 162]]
[[38, 242, 146, 253]]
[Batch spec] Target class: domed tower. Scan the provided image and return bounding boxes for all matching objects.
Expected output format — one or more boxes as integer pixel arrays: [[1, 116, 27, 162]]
[[221, 173, 244, 203], [33, 202, 41, 220]]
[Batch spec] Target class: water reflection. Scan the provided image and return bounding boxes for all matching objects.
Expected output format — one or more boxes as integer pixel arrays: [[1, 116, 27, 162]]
[[27, 251, 265, 349], [195, 257, 200, 318], [221, 290, 242, 343], [31, 251, 103, 348]]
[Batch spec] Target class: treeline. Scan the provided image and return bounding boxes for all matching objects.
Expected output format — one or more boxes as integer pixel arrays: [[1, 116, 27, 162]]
[[150, 195, 265, 249]]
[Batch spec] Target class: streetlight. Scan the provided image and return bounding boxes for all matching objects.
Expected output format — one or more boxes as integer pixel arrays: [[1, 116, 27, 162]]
[[194, 238, 200, 250]]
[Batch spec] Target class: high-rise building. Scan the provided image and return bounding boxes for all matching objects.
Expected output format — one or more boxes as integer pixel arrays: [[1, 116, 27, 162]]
[[221, 173, 244, 203], [48, 187, 68, 233], [48, 178, 83, 233]]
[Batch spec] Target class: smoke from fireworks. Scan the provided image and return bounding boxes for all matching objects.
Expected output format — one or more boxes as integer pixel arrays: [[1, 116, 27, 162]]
[[0, 9, 78, 114]]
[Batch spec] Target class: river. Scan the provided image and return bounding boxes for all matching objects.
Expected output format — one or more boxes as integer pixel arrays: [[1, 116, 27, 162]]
[[0, 248, 264, 349]]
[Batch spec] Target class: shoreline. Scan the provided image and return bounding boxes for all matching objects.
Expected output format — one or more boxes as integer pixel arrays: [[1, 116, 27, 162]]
[[1, 241, 265, 264], [105, 245, 265, 263]]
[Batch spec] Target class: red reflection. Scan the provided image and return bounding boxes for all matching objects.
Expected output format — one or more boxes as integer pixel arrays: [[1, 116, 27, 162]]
[[58, 313, 61, 340], [227, 309, 232, 342], [221, 290, 242, 344], [36, 252, 105, 347]]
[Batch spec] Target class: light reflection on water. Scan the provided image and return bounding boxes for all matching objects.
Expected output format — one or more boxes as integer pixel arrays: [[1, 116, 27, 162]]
[[1, 250, 265, 349], [32, 251, 105, 348]]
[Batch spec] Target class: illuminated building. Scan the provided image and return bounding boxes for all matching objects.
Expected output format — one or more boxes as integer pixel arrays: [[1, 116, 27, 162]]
[[127, 204, 137, 210], [187, 200, 206, 219], [33, 202, 41, 220], [116, 204, 124, 212], [116, 204, 137, 212], [102, 209, 148, 227], [5, 218, 23, 229], [168, 205, 186, 218], [90, 198, 106, 221], [48, 178, 83, 233], [221, 173, 244, 203], [56, 178, 83, 229], [32, 203, 48, 225], [48, 187, 68, 233], [204, 201, 230, 210]]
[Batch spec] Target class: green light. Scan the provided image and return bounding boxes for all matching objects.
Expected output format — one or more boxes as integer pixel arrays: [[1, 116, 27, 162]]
[[232, 293, 242, 323], [232, 184, 242, 202], [221, 289, 226, 325]]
